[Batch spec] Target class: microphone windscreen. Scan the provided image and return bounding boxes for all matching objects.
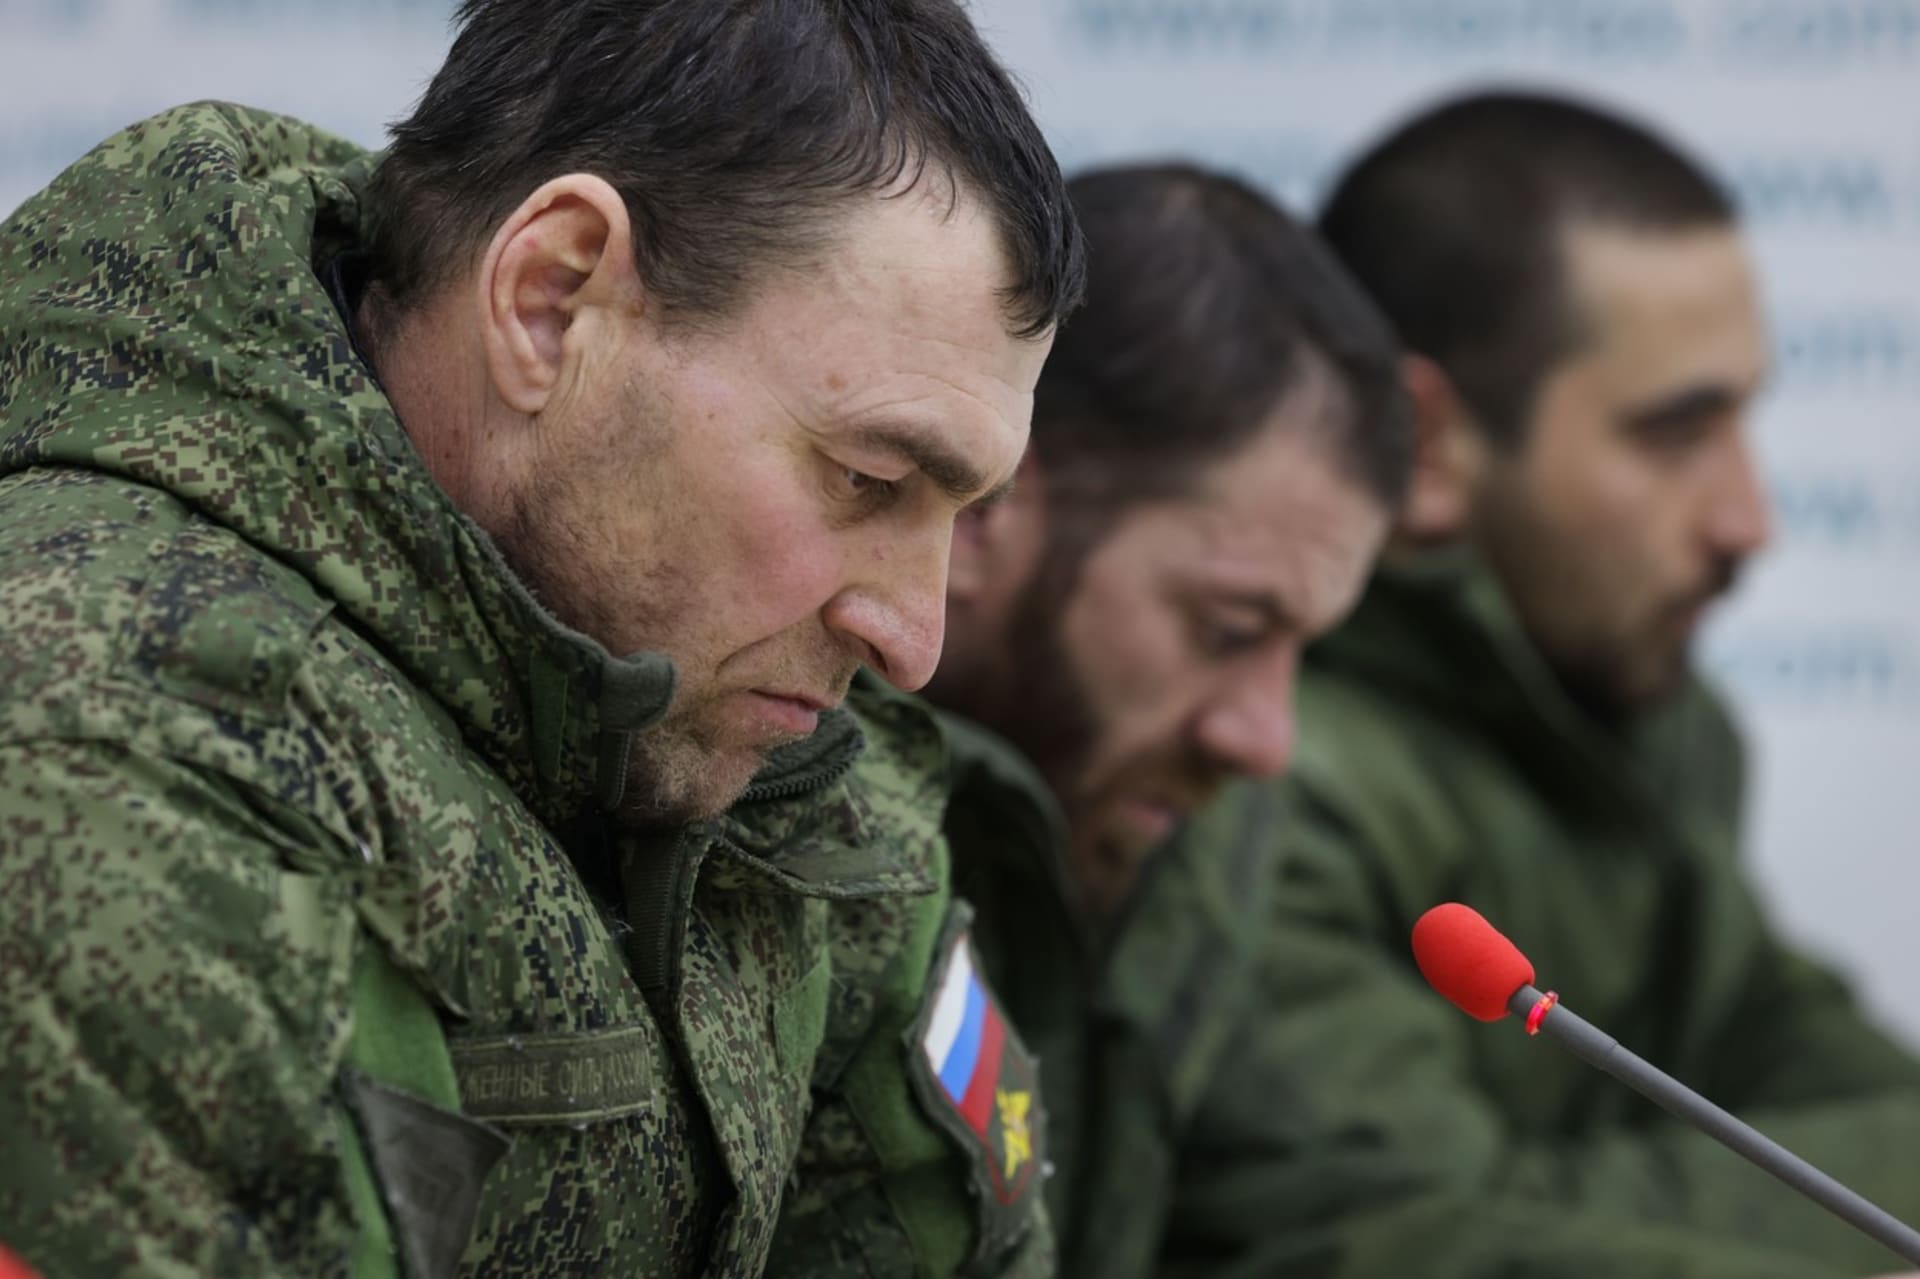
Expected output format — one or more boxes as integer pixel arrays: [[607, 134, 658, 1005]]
[[1412, 902, 1535, 1021]]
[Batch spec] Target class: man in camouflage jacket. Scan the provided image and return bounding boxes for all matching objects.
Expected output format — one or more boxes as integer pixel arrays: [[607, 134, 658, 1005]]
[[0, 1, 1083, 1272], [921, 165, 1407, 1278]]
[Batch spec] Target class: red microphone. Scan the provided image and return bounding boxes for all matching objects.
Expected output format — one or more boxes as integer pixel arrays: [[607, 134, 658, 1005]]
[[1411, 902, 1920, 1268], [1412, 901, 1534, 1021]]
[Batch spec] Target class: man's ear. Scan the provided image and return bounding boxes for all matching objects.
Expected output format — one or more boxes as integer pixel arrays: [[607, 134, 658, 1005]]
[[475, 174, 638, 415], [949, 450, 1049, 607], [1397, 353, 1492, 543]]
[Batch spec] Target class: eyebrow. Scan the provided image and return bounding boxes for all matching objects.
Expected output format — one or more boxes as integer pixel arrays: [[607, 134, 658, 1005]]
[[1622, 381, 1749, 432], [850, 424, 1015, 507]]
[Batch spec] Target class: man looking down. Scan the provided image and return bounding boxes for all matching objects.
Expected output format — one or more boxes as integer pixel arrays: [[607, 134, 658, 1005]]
[[922, 164, 1410, 1277], [0, 1, 1082, 1273]]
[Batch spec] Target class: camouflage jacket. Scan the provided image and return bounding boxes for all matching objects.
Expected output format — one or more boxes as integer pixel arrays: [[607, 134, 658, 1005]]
[[938, 712, 1285, 1279], [0, 103, 1050, 1278], [1164, 549, 1920, 1278]]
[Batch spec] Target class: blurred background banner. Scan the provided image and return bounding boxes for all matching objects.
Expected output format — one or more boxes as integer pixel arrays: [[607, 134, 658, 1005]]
[[5, 0, 1917, 1043]]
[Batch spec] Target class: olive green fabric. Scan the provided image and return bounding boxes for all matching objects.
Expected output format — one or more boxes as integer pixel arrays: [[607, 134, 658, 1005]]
[[340, 946, 470, 1279], [1169, 548, 1920, 1277], [0, 103, 1049, 1277], [939, 710, 1286, 1279]]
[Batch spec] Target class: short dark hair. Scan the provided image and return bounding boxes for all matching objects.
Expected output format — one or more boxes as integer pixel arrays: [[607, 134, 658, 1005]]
[[364, 0, 1084, 340], [1031, 164, 1412, 517], [1318, 89, 1736, 449]]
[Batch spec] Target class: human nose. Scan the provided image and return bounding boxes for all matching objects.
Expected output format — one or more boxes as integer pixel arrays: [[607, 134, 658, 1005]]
[[820, 527, 950, 692], [1193, 654, 1299, 780], [1705, 430, 1772, 561]]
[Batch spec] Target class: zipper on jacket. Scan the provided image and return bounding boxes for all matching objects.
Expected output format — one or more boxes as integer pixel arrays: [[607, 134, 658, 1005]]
[[622, 827, 699, 1012], [736, 709, 864, 806]]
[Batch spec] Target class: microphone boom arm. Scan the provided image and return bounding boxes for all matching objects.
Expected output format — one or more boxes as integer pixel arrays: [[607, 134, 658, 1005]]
[[1510, 983, 1920, 1267]]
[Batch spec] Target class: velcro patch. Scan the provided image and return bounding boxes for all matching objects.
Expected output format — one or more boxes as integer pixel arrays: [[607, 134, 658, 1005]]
[[449, 1026, 656, 1125], [906, 911, 1046, 1259]]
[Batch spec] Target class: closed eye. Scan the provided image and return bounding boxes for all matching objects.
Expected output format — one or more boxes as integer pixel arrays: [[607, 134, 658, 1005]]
[[1189, 591, 1291, 659], [826, 459, 907, 512], [1195, 613, 1277, 658], [1201, 624, 1267, 657]]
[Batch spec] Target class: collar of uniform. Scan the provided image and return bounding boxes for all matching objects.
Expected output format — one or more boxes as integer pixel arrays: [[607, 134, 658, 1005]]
[[1094, 779, 1284, 1045], [1312, 544, 1729, 822], [703, 685, 941, 898], [936, 708, 1081, 908], [933, 706, 1268, 988]]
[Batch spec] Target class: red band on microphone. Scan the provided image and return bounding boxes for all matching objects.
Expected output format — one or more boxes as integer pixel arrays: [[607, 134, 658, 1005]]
[[1525, 990, 1559, 1036]]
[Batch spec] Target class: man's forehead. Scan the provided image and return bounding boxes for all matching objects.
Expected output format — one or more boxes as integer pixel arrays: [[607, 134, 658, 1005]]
[[1559, 222, 1767, 384], [1147, 431, 1387, 616], [1563, 223, 1758, 333], [729, 186, 1040, 493], [812, 181, 1013, 312]]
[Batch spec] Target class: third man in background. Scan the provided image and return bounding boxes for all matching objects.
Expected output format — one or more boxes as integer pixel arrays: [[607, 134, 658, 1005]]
[[1176, 89, 1920, 1277]]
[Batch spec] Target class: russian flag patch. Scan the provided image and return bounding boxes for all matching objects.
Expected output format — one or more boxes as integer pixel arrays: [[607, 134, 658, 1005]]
[[922, 930, 1006, 1139], [907, 908, 1045, 1232]]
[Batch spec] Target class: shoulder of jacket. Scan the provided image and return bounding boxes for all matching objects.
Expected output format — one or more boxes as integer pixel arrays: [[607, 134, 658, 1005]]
[[1, 472, 314, 722], [0, 470, 458, 868], [1291, 668, 1478, 848], [1, 474, 329, 722], [55, 100, 365, 190]]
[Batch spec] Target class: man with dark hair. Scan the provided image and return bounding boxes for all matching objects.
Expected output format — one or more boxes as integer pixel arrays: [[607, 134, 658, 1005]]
[[1178, 90, 1920, 1276], [921, 163, 1411, 1278], [0, 1, 1082, 1274]]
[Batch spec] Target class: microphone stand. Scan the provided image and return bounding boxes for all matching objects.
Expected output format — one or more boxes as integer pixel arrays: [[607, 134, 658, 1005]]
[[1510, 983, 1920, 1267]]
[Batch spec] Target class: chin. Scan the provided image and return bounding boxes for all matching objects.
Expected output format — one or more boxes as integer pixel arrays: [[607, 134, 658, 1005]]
[[614, 743, 764, 828], [1593, 667, 1689, 720], [694, 752, 770, 814]]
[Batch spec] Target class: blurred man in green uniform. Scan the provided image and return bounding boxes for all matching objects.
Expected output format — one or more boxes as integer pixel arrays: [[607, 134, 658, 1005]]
[[0, 1, 1085, 1274], [1176, 90, 1920, 1277], [921, 164, 1411, 1277]]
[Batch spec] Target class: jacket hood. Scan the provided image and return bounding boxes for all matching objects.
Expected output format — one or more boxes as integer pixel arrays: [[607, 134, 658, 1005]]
[[0, 102, 675, 828]]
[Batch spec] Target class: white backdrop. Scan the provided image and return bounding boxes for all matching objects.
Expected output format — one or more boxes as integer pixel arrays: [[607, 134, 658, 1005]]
[[5, 0, 1917, 1044]]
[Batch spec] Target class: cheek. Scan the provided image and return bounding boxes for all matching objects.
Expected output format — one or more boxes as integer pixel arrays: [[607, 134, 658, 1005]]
[[686, 453, 846, 633], [1587, 453, 1703, 592], [1057, 566, 1190, 745], [1523, 442, 1678, 590], [1532, 435, 1642, 529]]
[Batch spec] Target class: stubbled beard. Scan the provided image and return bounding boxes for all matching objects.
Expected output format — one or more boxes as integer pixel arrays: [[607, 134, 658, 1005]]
[[1553, 648, 1685, 728], [488, 466, 733, 826], [973, 528, 1242, 913], [608, 707, 744, 830], [990, 540, 1105, 815], [1549, 558, 1742, 725], [976, 536, 1163, 913], [486, 432, 863, 829]]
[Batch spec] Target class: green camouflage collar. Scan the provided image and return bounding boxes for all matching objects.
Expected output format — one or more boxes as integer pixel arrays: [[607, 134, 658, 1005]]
[[0, 102, 673, 828], [1311, 545, 1728, 812], [938, 711, 1073, 884]]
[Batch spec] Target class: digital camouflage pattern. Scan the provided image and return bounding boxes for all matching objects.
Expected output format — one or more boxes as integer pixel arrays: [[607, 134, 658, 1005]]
[[0, 103, 1050, 1277], [1161, 549, 1920, 1278], [938, 710, 1288, 1279]]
